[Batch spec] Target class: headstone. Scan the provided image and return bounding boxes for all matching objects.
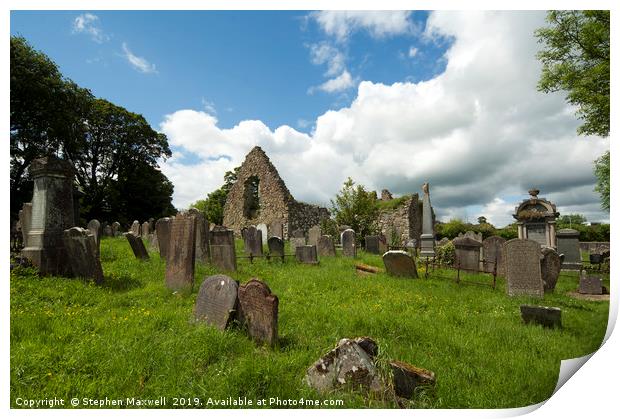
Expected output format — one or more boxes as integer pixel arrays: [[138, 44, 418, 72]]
[[341, 229, 356, 257], [131, 220, 141, 236], [317, 235, 336, 257], [504, 239, 543, 297], [240, 227, 248, 240], [124, 232, 149, 260], [243, 226, 263, 256], [103, 224, 113, 237], [291, 229, 305, 239], [482, 236, 506, 275], [383, 250, 418, 278], [520, 305, 562, 328], [63, 227, 104, 284], [378, 234, 388, 254], [290, 237, 306, 253], [165, 213, 197, 293], [187, 209, 210, 262], [453, 236, 482, 272], [210, 229, 237, 271], [419, 182, 435, 257], [540, 247, 561, 292], [141, 221, 150, 236], [579, 271, 602, 295], [267, 236, 284, 258], [155, 217, 172, 261], [296, 245, 319, 264], [269, 222, 284, 240], [308, 225, 322, 247], [390, 360, 436, 399], [112, 221, 121, 237], [305, 338, 381, 393], [457, 231, 483, 243], [21, 156, 75, 276], [256, 223, 268, 246], [87, 219, 101, 253], [237, 279, 278, 346], [18, 202, 32, 248], [365, 235, 380, 254], [194, 274, 239, 330], [556, 229, 582, 269]]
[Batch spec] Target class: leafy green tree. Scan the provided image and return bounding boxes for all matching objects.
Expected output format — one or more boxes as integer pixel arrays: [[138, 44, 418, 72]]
[[557, 214, 588, 229], [330, 177, 378, 240], [594, 150, 610, 211], [190, 166, 240, 225], [536, 10, 610, 137]]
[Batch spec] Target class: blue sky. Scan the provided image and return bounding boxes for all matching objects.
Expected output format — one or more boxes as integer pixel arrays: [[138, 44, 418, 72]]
[[10, 11, 610, 226]]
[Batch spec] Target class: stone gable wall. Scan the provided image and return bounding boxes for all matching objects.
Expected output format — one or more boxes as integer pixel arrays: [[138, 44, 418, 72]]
[[377, 194, 421, 246], [288, 202, 331, 237]]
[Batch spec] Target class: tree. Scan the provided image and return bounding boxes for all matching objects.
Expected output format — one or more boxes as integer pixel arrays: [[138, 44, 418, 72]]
[[190, 166, 240, 225], [536, 10, 610, 137], [330, 177, 378, 240], [594, 150, 610, 211], [557, 213, 588, 229], [477, 216, 488, 224]]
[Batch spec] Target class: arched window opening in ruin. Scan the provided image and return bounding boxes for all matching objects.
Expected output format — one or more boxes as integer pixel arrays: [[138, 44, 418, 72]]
[[243, 176, 261, 219]]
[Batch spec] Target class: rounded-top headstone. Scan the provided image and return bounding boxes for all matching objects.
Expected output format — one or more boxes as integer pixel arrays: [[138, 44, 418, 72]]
[[383, 250, 418, 278], [194, 274, 239, 330]]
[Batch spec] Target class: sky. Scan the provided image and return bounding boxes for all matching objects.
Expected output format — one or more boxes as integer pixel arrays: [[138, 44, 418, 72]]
[[10, 10, 610, 227]]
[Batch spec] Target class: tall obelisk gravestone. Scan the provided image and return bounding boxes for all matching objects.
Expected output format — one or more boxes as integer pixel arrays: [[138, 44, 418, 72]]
[[420, 182, 436, 258]]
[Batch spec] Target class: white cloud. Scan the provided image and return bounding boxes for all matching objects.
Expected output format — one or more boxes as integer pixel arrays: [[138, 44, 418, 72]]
[[408, 46, 418, 58], [310, 70, 355, 94], [159, 11, 610, 225], [311, 11, 413, 42], [121, 42, 157, 74], [309, 43, 346, 77], [201, 98, 217, 115], [72, 13, 109, 43]]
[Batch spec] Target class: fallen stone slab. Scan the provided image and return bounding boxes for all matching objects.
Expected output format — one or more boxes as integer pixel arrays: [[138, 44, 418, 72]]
[[520, 305, 562, 328], [390, 360, 436, 399]]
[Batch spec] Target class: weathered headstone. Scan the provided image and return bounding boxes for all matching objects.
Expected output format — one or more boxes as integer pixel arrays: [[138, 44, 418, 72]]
[[131, 220, 141, 236], [520, 305, 562, 328], [103, 224, 113, 237], [317, 235, 336, 257], [267, 236, 284, 258], [244, 226, 263, 256], [296, 245, 319, 264], [290, 236, 306, 253], [579, 271, 602, 295], [383, 250, 418, 278], [188, 209, 210, 262], [390, 360, 436, 399], [87, 219, 101, 253], [269, 222, 284, 240], [457, 231, 483, 243], [378, 233, 388, 254], [504, 239, 543, 297], [341, 229, 356, 257], [540, 247, 561, 292], [237, 279, 278, 346], [63, 227, 104, 284], [482, 236, 506, 275], [155, 217, 172, 261], [453, 236, 482, 272], [194, 274, 239, 330], [124, 232, 150, 260], [420, 182, 435, 257], [21, 156, 75, 276], [291, 229, 305, 239], [210, 229, 237, 271], [165, 213, 197, 293], [308, 225, 322, 247], [365, 235, 380, 254], [256, 223, 268, 245], [556, 228, 582, 269], [141, 221, 150, 236], [112, 221, 121, 237], [18, 203, 32, 249]]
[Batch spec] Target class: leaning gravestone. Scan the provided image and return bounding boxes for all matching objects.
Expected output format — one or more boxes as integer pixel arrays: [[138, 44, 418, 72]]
[[579, 271, 602, 295], [308, 225, 322, 247], [365, 235, 380, 254], [165, 213, 197, 293], [124, 232, 150, 260], [112, 221, 121, 237], [268, 236, 284, 258], [194, 274, 239, 330], [482, 236, 506, 275], [188, 209, 210, 262], [237, 279, 279, 346], [504, 239, 543, 297], [269, 222, 284, 240], [131, 220, 141, 236], [383, 251, 418, 278], [210, 229, 237, 272], [141, 221, 150, 236], [341, 229, 357, 257], [87, 219, 101, 253], [453, 236, 482, 272], [244, 226, 263, 257], [155, 217, 172, 261], [63, 227, 104, 284], [296, 245, 319, 264], [540, 247, 561, 292], [19, 203, 33, 248], [256, 223, 268, 246], [317, 235, 336, 257]]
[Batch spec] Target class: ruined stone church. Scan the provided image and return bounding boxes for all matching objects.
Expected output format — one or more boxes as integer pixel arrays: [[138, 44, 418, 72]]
[[223, 146, 329, 239]]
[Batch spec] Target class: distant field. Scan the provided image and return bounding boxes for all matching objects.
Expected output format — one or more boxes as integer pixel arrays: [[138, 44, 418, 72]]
[[10, 237, 610, 408]]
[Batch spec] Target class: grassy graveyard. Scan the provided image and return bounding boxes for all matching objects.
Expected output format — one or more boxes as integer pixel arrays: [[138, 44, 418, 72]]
[[10, 237, 609, 409]]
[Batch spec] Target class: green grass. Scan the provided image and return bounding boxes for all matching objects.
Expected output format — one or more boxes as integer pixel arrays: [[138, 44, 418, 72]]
[[10, 237, 609, 409]]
